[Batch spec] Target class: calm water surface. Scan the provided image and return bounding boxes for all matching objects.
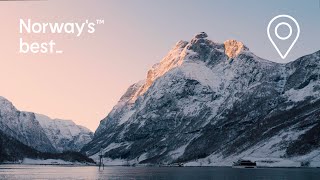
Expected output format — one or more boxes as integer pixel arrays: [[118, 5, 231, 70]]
[[0, 165, 319, 180]]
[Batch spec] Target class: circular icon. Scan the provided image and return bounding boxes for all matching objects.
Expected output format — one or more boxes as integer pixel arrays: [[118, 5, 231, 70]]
[[275, 22, 292, 40]]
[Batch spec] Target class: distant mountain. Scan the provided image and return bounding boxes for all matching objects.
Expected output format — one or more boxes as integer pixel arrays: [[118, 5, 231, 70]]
[[0, 129, 94, 164], [82, 32, 320, 167], [36, 114, 93, 152], [0, 97, 56, 152], [0, 96, 93, 153]]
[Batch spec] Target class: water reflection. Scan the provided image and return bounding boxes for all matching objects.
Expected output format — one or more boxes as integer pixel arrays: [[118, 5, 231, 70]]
[[0, 165, 319, 180]]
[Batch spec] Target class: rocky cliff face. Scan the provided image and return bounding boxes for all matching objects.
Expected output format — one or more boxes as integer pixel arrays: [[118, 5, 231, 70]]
[[0, 97, 93, 153], [0, 97, 56, 152], [82, 32, 320, 167]]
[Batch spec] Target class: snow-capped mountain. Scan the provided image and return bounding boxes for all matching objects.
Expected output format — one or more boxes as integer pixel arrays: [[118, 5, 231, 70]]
[[82, 32, 320, 167], [35, 114, 93, 152], [0, 96, 93, 153], [0, 97, 56, 152]]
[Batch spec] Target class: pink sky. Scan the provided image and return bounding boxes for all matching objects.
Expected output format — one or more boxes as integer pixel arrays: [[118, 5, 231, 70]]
[[0, 2, 170, 131]]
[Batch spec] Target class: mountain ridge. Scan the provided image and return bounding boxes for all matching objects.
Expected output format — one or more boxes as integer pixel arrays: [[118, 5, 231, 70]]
[[35, 113, 93, 152], [82, 32, 320, 167], [0, 96, 93, 153]]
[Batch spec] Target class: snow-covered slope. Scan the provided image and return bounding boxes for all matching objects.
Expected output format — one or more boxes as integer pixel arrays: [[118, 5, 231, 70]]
[[35, 114, 93, 152], [0, 97, 93, 153], [82, 32, 320, 167], [0, 97, 56, 152]]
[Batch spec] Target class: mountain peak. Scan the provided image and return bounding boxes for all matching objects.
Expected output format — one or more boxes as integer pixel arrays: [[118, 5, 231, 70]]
[[224, 39, 249, 58], [124, 35, 254, 103], [194, 32, 208, 39], [189, 32, 210, 46], [0, 96, 16, 112]]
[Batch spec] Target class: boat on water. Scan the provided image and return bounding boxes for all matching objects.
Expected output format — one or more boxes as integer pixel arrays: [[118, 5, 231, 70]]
[[170, 163, 184, 167], [232, 160, 257, 168]]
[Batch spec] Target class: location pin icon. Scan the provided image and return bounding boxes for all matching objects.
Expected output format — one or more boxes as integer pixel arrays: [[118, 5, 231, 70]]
[[267, 15, 300, 59]]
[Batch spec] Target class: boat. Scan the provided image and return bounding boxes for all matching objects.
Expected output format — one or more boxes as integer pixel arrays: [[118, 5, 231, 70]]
[[232, 159, 257, 168], [170, 163, 184, 167]]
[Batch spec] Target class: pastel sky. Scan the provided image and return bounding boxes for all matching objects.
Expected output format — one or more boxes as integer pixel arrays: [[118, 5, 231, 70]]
[[0, 0, 319, 131]]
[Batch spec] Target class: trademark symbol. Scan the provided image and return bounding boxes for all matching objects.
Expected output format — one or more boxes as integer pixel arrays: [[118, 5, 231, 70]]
[[96, 19, 105, 25]]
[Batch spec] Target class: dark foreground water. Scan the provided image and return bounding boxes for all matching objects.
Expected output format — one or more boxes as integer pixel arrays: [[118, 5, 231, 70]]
[[0, 165, 320, 180]]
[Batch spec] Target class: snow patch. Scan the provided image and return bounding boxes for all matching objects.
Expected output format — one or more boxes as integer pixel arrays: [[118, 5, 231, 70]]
[[118, 110, 135, 125], [168, 144, 188, 160], [285, 82, 319, 102]]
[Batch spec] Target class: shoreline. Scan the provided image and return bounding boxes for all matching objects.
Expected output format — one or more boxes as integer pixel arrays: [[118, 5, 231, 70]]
[[1, 163, 319, 169]]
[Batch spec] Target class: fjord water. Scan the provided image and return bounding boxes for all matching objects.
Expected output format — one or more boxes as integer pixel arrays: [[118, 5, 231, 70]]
[[0, 165, 320, 180]]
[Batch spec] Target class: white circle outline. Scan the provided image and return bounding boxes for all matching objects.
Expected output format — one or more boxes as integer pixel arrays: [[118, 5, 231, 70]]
[[275, 22, 292, 40]]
